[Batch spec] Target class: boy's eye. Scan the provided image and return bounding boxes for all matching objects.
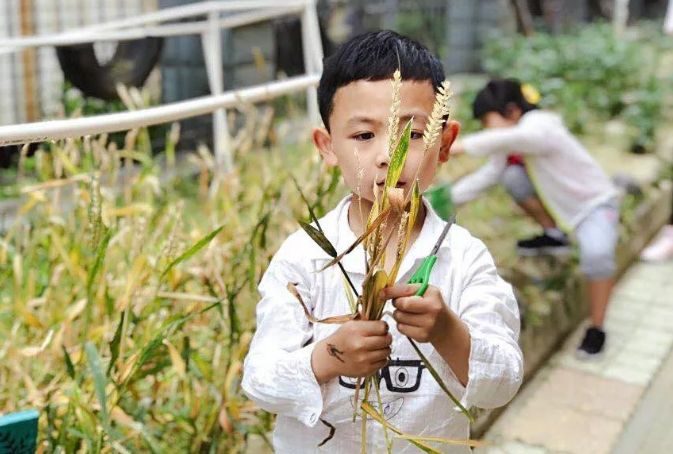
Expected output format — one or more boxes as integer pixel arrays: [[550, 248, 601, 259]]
[[410, 131, 424, 140], [353, 132, 374, 141]]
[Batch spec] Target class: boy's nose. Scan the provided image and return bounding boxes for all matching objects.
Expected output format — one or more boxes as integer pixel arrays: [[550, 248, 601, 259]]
[[375, 144, 390, 168]]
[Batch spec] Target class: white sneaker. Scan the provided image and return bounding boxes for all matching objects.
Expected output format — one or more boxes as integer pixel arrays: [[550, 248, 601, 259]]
[[640, 225, 673, 262]]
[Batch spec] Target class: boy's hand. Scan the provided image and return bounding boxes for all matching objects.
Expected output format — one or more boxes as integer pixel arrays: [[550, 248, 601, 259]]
[[381, 284, 451, 344], [382, 283, 471, 385], [311, 320, 392, 384]]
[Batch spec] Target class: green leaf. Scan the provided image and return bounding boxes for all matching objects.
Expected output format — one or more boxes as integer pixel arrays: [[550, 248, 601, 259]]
[[299, 221, 337, 258], [373, 374, 393, 453], [291, 171, 360, 297], [63, 345, 75, 379], [160, 225, 224, 279], [104, 290, 114, 318], [316, 206, 391, 272], [407, 338, 474, 423], [343, 275, 358, 313], [137, 425, 162, 454], [361, 402, 482, 452], [290, 174, 324, 232], [107, 311, 125, 376], [124, 301, 221, 386], [86, 229, 112, 297], [384, 119, 413, 190], [85, 342, 109, 425]]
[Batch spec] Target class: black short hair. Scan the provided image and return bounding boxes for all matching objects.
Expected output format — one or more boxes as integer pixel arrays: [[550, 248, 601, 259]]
[[472, 78, 538, 121], [318, 30, 445, 131]]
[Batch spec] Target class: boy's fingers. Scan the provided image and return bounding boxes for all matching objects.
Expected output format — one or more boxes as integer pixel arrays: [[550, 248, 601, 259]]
[[364, 333, 393, 351], [371, 358, 389, 371], [357, 320, 389, 336], [367, 347, 392, 363], [393, 310, 425, 327], [380, 284, 421, 301], [397, 323, 425, 341], [392, 296, 426, 314]]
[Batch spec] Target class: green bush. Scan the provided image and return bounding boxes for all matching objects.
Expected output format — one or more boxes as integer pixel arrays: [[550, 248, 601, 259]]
[[482, 21, 671, 151]]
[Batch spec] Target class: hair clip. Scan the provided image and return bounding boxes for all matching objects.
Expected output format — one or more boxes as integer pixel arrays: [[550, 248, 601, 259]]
[[521, 83, 541, 104]]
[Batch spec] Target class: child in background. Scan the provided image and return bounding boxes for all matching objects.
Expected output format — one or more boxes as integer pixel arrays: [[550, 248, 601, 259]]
[[451, 78, 620, 358], [242, 32, 523, 453], [640, 215, 673, 262]]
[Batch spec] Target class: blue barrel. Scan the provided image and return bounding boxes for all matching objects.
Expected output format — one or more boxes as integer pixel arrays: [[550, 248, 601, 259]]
[[0, 409, 38, 454]]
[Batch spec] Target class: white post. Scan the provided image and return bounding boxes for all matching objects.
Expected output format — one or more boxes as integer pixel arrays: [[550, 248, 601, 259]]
[[301, 3, 321, 127], [613, 0, 630, 36], [201, 9, 233, 176], [305, 1, 323, 72]]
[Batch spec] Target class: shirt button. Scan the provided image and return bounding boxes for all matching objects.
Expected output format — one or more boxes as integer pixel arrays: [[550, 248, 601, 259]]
[[309, 413, 318, 424]]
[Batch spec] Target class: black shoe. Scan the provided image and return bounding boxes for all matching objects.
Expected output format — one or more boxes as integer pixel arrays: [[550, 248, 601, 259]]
[[576, 327, 606, 360], [516, 233, 571, 257]]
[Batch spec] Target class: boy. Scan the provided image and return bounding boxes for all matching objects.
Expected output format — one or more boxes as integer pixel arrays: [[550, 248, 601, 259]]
[[242, 31, 523, 453], [451, 79, 620, 358]]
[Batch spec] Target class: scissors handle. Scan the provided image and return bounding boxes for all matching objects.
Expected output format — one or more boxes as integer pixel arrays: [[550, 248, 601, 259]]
[[409, 255, 438, 296]]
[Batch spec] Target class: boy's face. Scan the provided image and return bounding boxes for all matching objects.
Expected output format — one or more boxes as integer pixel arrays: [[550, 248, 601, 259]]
[[313, 80, 460, 204]]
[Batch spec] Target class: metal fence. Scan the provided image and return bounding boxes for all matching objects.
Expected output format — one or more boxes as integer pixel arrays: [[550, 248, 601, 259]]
[[0, 0, 154, 127], [0, 0, 324, 177]]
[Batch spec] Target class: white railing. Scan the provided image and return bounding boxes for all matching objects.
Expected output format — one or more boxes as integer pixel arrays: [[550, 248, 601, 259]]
[[0, 74, 320, 145], [0, 0, 324, 175]]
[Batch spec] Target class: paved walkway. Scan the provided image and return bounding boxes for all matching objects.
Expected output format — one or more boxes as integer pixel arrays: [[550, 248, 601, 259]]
[[477, 258, 673, 454]]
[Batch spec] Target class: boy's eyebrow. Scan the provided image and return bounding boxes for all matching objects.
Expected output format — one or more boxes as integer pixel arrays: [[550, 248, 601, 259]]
[[346, 116, 383, 126], [400, 112, 429, 123], [346, 112, 429, 127]]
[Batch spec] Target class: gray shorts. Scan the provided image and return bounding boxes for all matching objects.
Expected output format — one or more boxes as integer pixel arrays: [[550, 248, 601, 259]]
[[501, 164, 619, 280], [575, 199, 619, 280], [501, 164, 536, 203]]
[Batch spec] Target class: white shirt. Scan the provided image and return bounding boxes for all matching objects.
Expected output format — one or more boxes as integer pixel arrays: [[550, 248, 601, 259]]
[[451, 154, 509, 206], [242, 196, 523, 453], [456, 110, 619, 229]]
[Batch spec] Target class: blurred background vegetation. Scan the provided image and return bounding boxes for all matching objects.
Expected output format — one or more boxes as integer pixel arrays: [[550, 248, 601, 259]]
[[1, 0, 673, 452]]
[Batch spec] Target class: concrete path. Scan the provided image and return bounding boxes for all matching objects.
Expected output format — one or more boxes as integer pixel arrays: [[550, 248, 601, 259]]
[[476, 258, 673, 454], [611, 327, 673, 454]]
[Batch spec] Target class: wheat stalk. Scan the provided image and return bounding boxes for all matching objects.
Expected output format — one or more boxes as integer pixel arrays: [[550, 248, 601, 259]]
[[387, 69, 402, 156], [422, 80, 452, 155]]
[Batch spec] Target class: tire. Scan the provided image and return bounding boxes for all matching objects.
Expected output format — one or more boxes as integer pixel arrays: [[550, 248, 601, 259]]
[[274, 5, 333, 77], [0, 146, 17, 169], [56, 38, 164, 101]]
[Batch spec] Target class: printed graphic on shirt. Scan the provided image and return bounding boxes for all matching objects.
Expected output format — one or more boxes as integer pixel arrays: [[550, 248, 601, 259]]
[[338, 358, 426, 393], [338, 358, 426, 419]]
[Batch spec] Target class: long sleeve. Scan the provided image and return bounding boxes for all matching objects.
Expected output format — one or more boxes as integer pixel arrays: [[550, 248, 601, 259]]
[[241, 236, 324, 427], [462, 115, 551, 159], [451, 155, 508, 205], [457, 238, 523, 409]]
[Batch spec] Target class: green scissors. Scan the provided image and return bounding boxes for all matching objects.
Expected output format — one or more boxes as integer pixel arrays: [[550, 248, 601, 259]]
[[406, 213, 456, 296]]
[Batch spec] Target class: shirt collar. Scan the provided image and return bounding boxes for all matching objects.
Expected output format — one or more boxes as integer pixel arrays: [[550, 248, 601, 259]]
[[313, 195, 452, 280]]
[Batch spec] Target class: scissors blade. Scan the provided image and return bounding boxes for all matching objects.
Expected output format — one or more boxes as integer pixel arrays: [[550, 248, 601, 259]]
[[430, 213, 456, 256]]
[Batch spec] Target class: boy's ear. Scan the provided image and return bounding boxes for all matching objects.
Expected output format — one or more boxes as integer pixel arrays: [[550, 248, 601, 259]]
[[312, 127, 338, 167], [439, 120, 460, 163]]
